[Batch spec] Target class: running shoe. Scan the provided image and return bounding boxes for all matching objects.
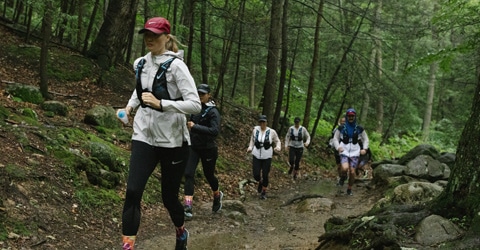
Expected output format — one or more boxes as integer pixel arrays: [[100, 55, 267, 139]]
[[337, 175, 346, 186], [184, 205, 193, 220], [257, 181, 263, 193], [346, 189, 353, 196], [212, 191, 223, 212], [260, 191, 267, 200], [175, 229, 189, 250]]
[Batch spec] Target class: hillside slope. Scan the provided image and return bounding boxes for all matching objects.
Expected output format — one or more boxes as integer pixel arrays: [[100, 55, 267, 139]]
[[0, 24, 349, 249]]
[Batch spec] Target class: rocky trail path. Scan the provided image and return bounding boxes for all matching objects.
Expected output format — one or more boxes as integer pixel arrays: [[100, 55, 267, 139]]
[[133, 175, 379, 250]]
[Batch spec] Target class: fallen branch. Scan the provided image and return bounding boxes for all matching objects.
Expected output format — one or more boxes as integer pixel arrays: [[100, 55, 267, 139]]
[[281, 194, 325, 207], [48, 91, 79, 98]]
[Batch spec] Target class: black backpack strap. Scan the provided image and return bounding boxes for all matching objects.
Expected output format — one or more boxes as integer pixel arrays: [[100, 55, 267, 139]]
[[135, 58, 147, 107], [152, 57, 182, 102], [202, 106, 214, 118], [155, 57, 175, 81]]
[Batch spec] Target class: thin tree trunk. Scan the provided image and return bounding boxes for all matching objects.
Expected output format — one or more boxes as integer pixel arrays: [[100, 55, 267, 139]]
[[310, 1, 371, 140], [185, 0, 195, 67], [213, 0, 237, 99], [24, 4, 32, 43], [82, 0, 100, 55], [422, 6, 439, 141], [261, 0, 284, 121], [272, 0, 289, 130], [230, 0, 246, 99], [302, 0, 324, 130], [39, 0, 53, 100], [422, 63, 437, 141], [279, 17, 301, 135], [200, 0, 208, 85], [250, 64, 256, 108], [374, 0, 384, 134]]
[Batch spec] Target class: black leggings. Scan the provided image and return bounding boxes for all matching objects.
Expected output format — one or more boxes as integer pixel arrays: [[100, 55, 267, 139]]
[[252, 156, 272, 187], [122, 140, 188, 236], [184, 147, 219, 196], [288, 147, 304, 170]]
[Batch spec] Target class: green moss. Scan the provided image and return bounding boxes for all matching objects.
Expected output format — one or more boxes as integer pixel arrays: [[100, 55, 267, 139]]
[[20, 108, 38, 120], [3, 44, 97, 82], [5, 164, 27, 180], [0, 105, 11, 119], [470, 213, 480, 233], [7, 84, 44, 104], [74, 186, 122, 210]]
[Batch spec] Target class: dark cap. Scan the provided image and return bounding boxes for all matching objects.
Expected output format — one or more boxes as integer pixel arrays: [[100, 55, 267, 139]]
[[139, 17, 171, 34], [346, 108, 356, 116], [294, 117, 301, 123], [197, 84, 211, 94], [258, 115, 267, 122]]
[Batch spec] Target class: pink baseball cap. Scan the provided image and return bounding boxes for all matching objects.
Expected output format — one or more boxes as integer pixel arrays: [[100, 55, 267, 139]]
[[139, 17, 170, 34]]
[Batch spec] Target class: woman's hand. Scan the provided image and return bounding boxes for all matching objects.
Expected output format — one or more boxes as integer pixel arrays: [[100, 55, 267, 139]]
[[125, 106, 133, 116], [142, 92, 162, 109]]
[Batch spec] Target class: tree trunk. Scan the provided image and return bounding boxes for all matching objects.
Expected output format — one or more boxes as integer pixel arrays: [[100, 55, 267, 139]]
[[39, 0, 53, 100], [82, 0, 100, 55], [200, 0, 208, 85], [87, 0, 138, 69], [185, 0, 195, 67], [422, 14, 439, 141], [272, 0, 289, 130], [230, 0, 246, 99], [250, 64, 256, 108], [374, 0, 384, 134], [260, 0, 283, 121], [432, 48, 480, 228], [422, 62, 437, 141], [302, 0, 323, 130], [279, 15, 301, 135]]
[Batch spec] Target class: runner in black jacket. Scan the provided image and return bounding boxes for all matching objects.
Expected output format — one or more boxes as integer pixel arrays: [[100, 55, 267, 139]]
[[183, 84, 222, 220]]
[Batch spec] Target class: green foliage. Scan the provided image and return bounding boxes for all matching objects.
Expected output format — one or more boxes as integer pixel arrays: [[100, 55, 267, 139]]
[[0, 105, 10, 119], [5, 164, 28, 180], [7, 84, 44, 105], [450, 216, 469, 231], [74, 186, 122, 210], [3, 44, 95, 82]]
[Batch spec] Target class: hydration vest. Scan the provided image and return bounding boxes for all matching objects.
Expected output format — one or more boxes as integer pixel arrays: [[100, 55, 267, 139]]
[[290, 127, 303, 141], [254, 129, 271, 149], [135, 57, 182, 109], [338, 124, 364, 145]]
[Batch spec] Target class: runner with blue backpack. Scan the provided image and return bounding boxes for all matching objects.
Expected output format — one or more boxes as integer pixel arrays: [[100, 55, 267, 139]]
[[332, 108, 369, 196]]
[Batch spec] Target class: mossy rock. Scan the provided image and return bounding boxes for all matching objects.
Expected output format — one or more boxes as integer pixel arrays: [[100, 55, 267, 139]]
[[6, 83, 44, 104], [41, 101, 68, 116], [84, 105, 120, 129]]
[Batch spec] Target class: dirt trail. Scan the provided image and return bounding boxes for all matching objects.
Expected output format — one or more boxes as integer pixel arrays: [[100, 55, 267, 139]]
[[134, 175, 379, 250]]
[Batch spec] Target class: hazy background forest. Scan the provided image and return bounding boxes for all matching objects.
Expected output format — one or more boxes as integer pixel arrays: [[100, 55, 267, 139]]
[[2, 0, 478, 158]]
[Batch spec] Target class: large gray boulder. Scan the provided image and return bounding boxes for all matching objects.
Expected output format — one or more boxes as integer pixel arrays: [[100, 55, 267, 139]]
[[415, 214, 463, 245], [392, 182, 444, 205], [397, 144, 439, 165], [84, 105, 120, 129], [405, 155, 450, 181]]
